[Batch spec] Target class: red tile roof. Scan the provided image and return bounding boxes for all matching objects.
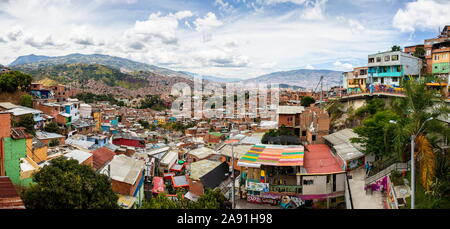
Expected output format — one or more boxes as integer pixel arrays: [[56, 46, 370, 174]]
[[304, 144, 344, 174], [0, 177, 26, 209], [91, 147, 116, 171]]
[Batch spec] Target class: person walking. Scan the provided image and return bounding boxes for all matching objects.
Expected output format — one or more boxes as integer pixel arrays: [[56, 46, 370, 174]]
[[365, 161, 370, 176]]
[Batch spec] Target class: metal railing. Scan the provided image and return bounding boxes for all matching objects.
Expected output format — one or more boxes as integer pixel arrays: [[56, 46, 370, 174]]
[[365, 161, 410, 185], [269, 185, 302, 193]]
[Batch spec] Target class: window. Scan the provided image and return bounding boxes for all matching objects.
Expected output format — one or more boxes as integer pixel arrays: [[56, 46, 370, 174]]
[[302, 131, 306, 136], [385, 55, 390, 61], [369, 58, 375, 63], [426, 50, 431, 56], [392, 77, 398, 82], [374, 78, 378, 82], [312, 135, 317, 141], [392, 55, 399, 61], [303, 179, 314, 185], [376, 57, 382, 62]]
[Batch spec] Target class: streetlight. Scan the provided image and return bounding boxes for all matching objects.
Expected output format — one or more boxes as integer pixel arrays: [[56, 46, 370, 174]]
[[390, 117, 434, 209]]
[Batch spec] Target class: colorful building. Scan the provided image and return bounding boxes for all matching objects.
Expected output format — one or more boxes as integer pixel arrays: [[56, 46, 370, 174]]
[[0, 112, 35, 187], [237, 144, 346, 209], [368, 51, 422, 87]]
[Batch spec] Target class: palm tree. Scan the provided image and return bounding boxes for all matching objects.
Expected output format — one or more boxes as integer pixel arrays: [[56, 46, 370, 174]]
[[391, 78, 450, 192]]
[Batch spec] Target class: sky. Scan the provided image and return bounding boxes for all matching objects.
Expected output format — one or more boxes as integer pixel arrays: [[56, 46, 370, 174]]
[[0, 0, 450, 79]]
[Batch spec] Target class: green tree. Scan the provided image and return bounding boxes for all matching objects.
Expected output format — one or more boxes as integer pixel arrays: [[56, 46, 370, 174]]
[[0, 71, 32, 92], [301, 96, 316, 107], [15, 114, 36, 135], [391, 45, 402, 51], [141, 193, 181, 209], [43, 122, 61, 134], [20, 94, 33, 108], [21, 157, 119, 209], [190, 189, 229, 209], [390, 79, 450, 191], [49, 139, 60, 147], [351, 110, 400, 158], [414, 47, 426, 58]]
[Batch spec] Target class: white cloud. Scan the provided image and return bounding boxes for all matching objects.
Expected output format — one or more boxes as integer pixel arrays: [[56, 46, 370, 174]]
[[127, 11, 193, 45], [24, 35, 65, 49], [261, 62, 278, 69], [304, 64, 315, 70], [301, 0, 327, 20], [194, 12, 223, 32], [260, 0, 309, 5], [333, 61, 353, 71], [393, 0, 450, 32]]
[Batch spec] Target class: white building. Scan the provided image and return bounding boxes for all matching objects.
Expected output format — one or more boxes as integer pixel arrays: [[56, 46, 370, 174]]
[[368, 51, 422, 87]]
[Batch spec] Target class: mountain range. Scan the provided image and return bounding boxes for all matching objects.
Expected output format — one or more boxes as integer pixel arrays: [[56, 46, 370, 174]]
[[9, 54, 342, 93]]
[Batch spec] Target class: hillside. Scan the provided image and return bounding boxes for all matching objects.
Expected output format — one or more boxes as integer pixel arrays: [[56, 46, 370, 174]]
[[9, 53, 192, 79], [13, 63, 149, 90], [242, 69, 342, 89]]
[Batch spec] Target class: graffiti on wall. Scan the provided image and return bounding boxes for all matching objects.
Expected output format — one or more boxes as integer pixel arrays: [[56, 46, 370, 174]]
[[246, 181, 269, 192]]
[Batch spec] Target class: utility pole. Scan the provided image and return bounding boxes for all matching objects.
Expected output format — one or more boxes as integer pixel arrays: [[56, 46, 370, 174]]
[[231, 143, 235, 209], [411, 135, 415, 209], [320, 76, 323, 103]]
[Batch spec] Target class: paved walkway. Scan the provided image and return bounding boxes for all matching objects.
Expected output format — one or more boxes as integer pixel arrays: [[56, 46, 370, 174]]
[[348, 168, 385, 209]]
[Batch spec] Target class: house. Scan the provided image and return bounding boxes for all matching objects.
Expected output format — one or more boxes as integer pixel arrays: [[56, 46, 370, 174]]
[[79, 103, 92, 118], [0, 176, 26, 209], [323, 129, 374, 171], [203, 132, 225, 148], [277, 106, 305, 137], [0, 112, 35, 186], [237, 144, 346, 209], [112, 134, 145, 148], [35, 131, 66, 146], [188, 160, 230, 196], [425, 25, 450, 74], [159, 151, 179, 173], [343, 67, 369, 93], [186, 147, 218, 163], [0, 103, 46, 129], [101, 155, 145, 209], [63, 150, 93, 167], [299, 106, 330, 145], [91, 147, 116, 172], [368, 51, 422, 87]]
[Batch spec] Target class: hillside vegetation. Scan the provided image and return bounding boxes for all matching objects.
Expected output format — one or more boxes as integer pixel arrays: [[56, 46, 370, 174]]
[[14, 63, 149, 90]]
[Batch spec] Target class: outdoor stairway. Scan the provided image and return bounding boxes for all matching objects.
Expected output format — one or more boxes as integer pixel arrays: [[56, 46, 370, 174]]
[[365, 161, 410, 185]]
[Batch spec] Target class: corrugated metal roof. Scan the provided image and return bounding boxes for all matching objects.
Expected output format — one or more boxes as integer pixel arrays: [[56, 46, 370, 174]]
[[102, 155, 144, 185]]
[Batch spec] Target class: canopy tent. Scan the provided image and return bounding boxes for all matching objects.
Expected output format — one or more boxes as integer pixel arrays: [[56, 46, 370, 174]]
[[239, 145, 305, 167]]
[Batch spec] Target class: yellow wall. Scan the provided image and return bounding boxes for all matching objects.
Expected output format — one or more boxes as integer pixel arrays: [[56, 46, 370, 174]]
[[93, 112, 102, 132], [432, 52, 450, 63], [31, 146, 48, 164]]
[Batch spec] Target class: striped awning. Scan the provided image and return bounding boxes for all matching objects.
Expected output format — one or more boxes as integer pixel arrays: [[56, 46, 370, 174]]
[[239, 145, 305, 167]]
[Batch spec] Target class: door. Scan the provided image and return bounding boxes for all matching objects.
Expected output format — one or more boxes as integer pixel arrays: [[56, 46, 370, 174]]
[[332, 174, 337, 192]]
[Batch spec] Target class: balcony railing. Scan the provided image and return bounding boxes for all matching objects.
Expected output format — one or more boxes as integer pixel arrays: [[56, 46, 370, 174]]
[[269, 185, 302, 193]]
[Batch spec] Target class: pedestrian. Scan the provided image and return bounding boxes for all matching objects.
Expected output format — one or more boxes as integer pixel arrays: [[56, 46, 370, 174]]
[[365, 161, 370, 175]]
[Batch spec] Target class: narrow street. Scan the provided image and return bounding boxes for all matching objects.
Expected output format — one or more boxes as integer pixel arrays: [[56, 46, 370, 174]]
[[348, 168, 385, 209]]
